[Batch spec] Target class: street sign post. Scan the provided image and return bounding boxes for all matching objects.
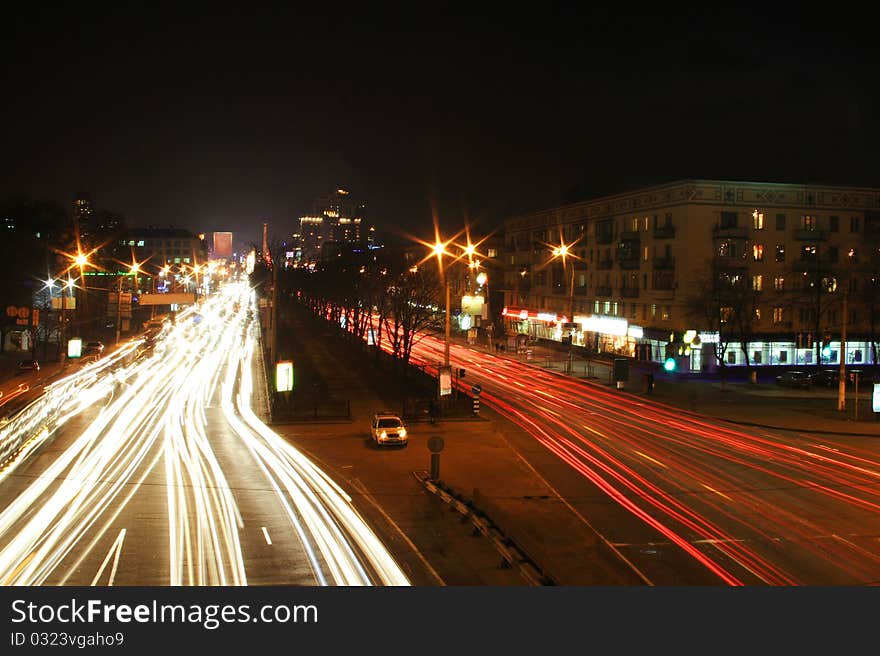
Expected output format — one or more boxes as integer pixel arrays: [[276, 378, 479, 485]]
[[439, 366, 452, 397]]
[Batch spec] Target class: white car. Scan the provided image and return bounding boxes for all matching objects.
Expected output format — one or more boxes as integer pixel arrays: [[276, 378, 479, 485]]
[[371, 413, 408, 447]]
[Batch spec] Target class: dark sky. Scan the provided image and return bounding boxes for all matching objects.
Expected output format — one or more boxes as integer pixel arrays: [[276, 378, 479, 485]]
[[2, 7, 877, 247]]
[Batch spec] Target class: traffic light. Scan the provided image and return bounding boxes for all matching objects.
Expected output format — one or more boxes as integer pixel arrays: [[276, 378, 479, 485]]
[[663, 357, 676, 372]]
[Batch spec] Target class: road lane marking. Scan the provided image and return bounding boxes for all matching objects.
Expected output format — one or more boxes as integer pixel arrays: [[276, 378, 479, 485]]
[[91, 528, 126, 586], [261, 526, 273, 545], [634, 451, 667, 468], [702, 484, 732, 501], [348, 477, 445, 586]]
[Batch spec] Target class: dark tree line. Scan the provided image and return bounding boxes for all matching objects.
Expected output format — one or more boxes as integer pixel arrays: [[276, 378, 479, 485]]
[[282, 247, 443, 373]]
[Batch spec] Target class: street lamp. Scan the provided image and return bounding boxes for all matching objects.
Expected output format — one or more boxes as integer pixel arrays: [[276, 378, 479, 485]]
[[431, 239, 453, 368], [549, 240, 580, 373], [51, 276, 75, 363], [115, 262, 140, 345]]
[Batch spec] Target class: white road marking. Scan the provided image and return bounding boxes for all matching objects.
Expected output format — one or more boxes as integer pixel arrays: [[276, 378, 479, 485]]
[[261, 526, 273, 545], [91, 528, 126, 586]]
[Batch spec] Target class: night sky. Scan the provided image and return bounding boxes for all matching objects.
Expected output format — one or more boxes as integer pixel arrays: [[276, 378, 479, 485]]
[[2, 7, 877, 247]]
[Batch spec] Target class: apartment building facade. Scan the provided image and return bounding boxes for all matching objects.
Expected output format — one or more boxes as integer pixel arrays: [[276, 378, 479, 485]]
[[501, 180, 880, 371]]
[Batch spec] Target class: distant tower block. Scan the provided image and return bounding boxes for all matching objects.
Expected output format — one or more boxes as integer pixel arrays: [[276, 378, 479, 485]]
[[262, 222, 270, 264], [213, 231, 233, 259]]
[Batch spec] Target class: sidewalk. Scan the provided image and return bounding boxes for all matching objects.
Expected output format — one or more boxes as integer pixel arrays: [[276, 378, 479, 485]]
[[454, 334, 880, 436]]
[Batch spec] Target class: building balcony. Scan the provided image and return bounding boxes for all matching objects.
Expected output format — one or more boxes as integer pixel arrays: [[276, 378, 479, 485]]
[[620, 287, 639, 298], [712, 225, 748, 239], [619, 231, 640, 241], [653, 257, 675, 270], [595, 233, 615, 245], [597, 259, 614, 270], [574, 286, 588, 296], [794, 229, 827, 241], [596, 285, 612, 297], [618, 258, 641, 270], [653, 225, 676, 239]]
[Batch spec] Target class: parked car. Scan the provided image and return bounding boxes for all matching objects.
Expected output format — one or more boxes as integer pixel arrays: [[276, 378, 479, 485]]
[[83, 341, 105, 355], [775, 370, 812, 389], [370, 413, 408, 447], [810, 369, 840, 387], [845, 369, 878, 386], [17, 359, 40, 373]]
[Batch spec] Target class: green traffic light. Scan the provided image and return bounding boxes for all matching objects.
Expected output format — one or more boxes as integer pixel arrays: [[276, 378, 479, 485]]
[[664, 358, 676, 372]]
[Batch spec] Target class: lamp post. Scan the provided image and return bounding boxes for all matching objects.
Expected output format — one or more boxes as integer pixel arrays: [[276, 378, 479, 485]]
[[59, 277, 74, 363], [551, 242, 577, 373], [432, 241, 452, 368], [116, 262, 138, 345]]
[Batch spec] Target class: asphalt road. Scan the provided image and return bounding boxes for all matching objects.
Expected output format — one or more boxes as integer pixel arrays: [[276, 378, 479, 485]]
[[407, 334, 880, 585], [0, 283, 408, 586]]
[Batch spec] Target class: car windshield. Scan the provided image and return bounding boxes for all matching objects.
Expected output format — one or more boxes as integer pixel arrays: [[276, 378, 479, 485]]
[[377, 418, 402, 428]]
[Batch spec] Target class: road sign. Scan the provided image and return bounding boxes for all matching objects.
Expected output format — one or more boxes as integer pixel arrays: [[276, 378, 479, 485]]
[[439, 366, 452, 397], [471, 384, 482, 395], [427, 436, 445, 453]]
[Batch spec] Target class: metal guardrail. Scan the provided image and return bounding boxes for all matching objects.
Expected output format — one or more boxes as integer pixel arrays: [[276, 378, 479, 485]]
[[413, 471, 556, 586]]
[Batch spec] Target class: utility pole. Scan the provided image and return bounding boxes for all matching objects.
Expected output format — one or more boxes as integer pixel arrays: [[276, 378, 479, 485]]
[[444, 275, 451, 368], [838, 290, 848, 411], [270, 251, 279, 366], [115, 274, 123, 345], [59, 285, 67, 363]]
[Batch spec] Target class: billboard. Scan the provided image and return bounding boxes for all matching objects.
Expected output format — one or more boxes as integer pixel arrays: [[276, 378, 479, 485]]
[[213, 232, 233, 258]]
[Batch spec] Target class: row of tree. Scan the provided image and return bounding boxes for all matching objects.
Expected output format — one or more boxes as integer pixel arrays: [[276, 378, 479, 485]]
[[688, 251, 880, 372], [266, 246, 444, 372]]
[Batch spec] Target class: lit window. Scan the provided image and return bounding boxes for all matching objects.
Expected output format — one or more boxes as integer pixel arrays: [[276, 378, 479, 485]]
[[802, 215, 815, 230], [774, 276, 785, 291], [753, 244, 764, 261], [488, 249, 497, 258], [752, 275, 763, 291], [651, 303, 657, 317], [183, 257, 191, 263], [661, 306, 670, 321], [752, 210, 764, 230], [773, 307, 784, 323], [137, 240, 145, 247]]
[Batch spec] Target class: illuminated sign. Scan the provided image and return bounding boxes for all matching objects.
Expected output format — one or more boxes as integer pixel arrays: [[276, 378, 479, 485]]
[[68, 338, 82, 358], [461, 295, 484, 316], [276, 361, 294, 392], [577, 315, 628, 336], [683, 330, 697, 344], [698, 331, 720, 344], [459, 314, 472, 330], [873, 383, 880, 414], [627, 325, 644, 339], [439, 366, 452, 397], [537, 312, 558, 323]]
